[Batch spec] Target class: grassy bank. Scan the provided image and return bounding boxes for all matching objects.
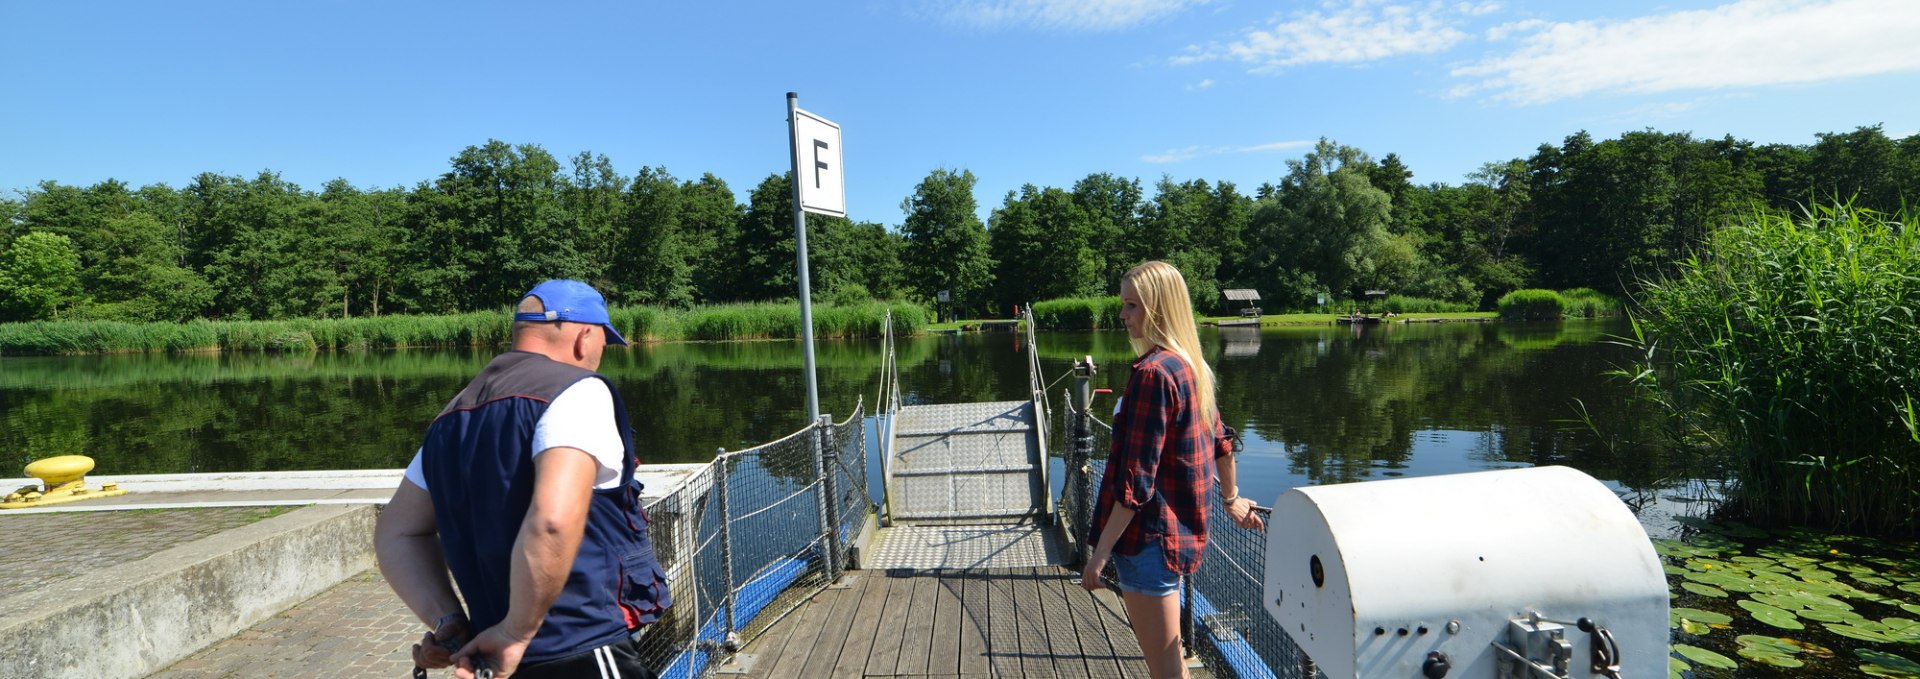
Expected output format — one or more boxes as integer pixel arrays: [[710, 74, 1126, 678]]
[[1628, 205, 1920, 536], [0, 301, 931, 355]]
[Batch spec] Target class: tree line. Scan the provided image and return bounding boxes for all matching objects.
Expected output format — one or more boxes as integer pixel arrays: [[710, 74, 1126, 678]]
[[1, 126, 1914, 322]]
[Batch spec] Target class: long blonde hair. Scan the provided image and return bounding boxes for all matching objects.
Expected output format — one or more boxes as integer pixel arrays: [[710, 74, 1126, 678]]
[[1123, 261, 1215, 427]]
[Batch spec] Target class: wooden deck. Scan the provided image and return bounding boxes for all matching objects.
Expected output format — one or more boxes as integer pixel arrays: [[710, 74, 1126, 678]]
[[723, 566, 1214, 679]]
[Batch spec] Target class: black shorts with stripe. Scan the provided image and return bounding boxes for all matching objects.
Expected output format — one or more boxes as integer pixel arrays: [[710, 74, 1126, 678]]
[[513, 636, 656, 679]]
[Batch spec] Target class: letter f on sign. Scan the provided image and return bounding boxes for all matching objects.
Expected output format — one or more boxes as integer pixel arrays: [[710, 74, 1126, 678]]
[[814, 140, 830, 188]]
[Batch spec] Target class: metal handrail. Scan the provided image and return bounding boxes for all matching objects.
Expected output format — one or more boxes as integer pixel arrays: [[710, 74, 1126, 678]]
[[1022, 305, 1054, 517]]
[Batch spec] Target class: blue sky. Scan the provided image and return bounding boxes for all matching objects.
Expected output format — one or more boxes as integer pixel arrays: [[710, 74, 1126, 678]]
[[5, 0, 1917, 224]]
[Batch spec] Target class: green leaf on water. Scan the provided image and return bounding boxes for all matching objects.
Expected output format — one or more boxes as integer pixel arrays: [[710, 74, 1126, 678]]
[[1828, 623, 1899, 643], [1858, 649, 1920, 678], [1738, 646, 1805, 668], [1753, 593, 1807, 610], [1683, 582, 1730, 598], [1675, 607, 1736, 625], [1675, 644, 1739, 669], [1737, 635, 1803, 653], [1664, 564, 1689, 576], [1906, 604, 1920, 618], [1801, 608, 1870, 624], [1741, 600, 1807, 630]]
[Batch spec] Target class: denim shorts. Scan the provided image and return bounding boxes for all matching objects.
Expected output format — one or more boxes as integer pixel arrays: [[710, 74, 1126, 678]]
[[1113, 541, 1183, 598]]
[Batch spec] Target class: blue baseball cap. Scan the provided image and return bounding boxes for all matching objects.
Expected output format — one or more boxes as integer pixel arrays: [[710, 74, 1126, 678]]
[[514, 280, 628, 345]]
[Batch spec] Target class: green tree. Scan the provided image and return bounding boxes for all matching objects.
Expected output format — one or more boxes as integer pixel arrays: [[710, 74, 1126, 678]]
[[1070, 173, 1142, 290], [989, 185, 1101, 312], [680, 174, 744, 304], [1248, 139, 1399, 305], [0, 232, 84, 320], [900, 168, 994, 318], [616, 166, 696, 307]]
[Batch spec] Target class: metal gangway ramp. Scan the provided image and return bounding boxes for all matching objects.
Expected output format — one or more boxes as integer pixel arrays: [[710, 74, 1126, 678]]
[[865, 309, 1064, 570]]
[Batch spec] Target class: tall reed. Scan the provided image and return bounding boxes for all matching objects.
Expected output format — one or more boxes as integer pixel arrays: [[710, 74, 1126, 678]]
[[1627, 205, 1920, 536], [0, 301, 930, 355], [1031, 296, 1123, 330], [1496, 289, 1565, 319]]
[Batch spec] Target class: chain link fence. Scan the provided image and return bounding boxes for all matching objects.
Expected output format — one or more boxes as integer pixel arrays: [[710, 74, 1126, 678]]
[[635, 402, 870, 678], [1060, 396, 1317, 679]]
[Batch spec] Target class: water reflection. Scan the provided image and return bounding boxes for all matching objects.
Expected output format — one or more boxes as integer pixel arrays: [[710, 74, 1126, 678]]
[[0, 321, 1676, 496]]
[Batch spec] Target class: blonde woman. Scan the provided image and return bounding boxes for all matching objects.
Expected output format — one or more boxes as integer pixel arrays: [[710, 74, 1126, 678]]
[[1081, 261, 1264, 678]]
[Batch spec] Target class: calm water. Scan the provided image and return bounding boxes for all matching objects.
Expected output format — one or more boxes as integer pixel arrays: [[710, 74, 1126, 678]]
[[0, 320, 1674, 495]]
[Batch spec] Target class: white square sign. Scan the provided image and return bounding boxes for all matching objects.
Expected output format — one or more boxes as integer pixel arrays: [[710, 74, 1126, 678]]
[[792, 107, 845, 217]]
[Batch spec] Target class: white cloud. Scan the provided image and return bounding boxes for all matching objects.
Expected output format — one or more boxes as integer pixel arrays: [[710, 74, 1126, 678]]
[[1187, 79, 1216, 91], [1142, 139, 1312, 163], [1174, 1, 1481, 73], [1453, 0, 1920, 105], [933, 0, 1206, 31]]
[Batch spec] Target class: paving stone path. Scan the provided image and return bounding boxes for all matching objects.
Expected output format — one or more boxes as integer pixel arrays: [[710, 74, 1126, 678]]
[[0, 506, 290, 599], [147, 570, 422, 679]]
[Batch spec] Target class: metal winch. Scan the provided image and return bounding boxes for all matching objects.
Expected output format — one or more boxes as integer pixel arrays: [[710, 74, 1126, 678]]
[[1261, 466, 1668, 679]]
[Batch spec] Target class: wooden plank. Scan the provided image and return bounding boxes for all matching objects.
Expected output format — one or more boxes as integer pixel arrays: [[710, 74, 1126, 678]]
[[955, 569, 991, 677], [1010, 567, 1055, 677], [1033, 566, 1092, 678], [983, 568, 1022, 678], [863, 571, 915, 675], [927, 570, 964, 676], [1057, 572, 1132, 679], [827, 574, 891, 678], [1089, 584, 1150, 679], [1022, 567, 1070, 677], [751, 581, 838, 679], [893, 570, 942, 675], [794, 575, 868, 679]]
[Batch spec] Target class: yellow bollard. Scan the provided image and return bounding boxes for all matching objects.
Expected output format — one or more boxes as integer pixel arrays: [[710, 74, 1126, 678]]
[[1, 455, 128, 509]]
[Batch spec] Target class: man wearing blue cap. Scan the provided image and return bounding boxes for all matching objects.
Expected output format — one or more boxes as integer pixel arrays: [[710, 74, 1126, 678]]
[[376, 279, 670, 679]]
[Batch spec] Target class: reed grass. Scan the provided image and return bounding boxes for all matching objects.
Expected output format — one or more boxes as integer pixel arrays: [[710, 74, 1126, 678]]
[[0, 301, 931, 355], [1627, 204, 1920, 536], [1378, 295, 1475, 314], [1496, 289, 1566, 319], [1031, 296, 1123, 330], [1558, 288, 1623, 318]]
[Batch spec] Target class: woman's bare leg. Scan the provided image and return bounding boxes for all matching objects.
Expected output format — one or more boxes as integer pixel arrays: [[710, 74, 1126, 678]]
[[1122, 589, 1189, 679]]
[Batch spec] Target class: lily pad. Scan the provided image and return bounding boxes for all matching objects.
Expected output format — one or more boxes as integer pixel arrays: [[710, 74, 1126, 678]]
[[1674, 607, 1735, 625], [1674, 644, 1738, 669], [1737, 646, 1804, 668], [1682, 582, 1730, 598], [1783, 637, 1837, 658], [1858, 649, 1920, 678], [1740, 600, 1806, 630], [1799, 568, 1842, 582], [1736, 635, 1802, 653], [1799, 607, 1868, 624], [1679, 617, 1712, 635], [1827, 623, 1898, 643]]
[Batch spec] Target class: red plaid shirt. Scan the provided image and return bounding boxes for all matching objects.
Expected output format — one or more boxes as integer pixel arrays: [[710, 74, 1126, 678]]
[[1092, 347, 1220, 575]]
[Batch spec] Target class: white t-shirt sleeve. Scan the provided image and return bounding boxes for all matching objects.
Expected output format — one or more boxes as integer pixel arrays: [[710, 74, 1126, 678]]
[[533, 378, 627, 490], [403, 448, 427, 490]]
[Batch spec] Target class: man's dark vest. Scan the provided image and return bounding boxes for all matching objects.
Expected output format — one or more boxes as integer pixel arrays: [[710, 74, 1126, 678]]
[[421, 351, 671, 664]]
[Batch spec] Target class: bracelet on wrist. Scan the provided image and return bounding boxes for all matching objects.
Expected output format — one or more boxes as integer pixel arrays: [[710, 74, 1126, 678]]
[[1222, 494, 1240, 504], [432, 611, 467, 631]]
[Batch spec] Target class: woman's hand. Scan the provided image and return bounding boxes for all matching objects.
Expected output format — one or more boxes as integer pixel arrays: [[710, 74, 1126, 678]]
[[1080, 554, 1108, 593], [1225, 497, 1265, 531]]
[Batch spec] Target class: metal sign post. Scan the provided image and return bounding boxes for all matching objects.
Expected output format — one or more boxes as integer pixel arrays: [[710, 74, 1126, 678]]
[[787, 92, 844, 422]]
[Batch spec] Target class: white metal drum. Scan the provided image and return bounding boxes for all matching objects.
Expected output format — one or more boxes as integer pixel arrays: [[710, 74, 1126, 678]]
[[1261, 466, 1668, 679]]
